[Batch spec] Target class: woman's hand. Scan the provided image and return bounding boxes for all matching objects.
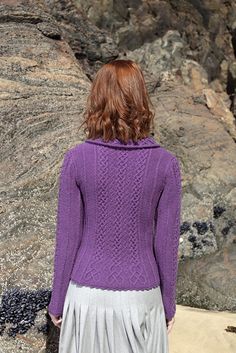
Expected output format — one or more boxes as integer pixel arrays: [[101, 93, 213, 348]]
[[49, 312, 62, 328], [166, 316, 175, 334]]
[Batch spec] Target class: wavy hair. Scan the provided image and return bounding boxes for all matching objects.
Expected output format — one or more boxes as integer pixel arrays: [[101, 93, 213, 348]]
[[80, 59, 155, 143]]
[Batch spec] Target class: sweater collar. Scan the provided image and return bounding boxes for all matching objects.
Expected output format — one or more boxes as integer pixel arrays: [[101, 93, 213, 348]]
[[84, 136, 161, 149]]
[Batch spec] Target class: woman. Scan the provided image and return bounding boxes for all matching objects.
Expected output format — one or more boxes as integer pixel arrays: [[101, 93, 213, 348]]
[[48, 59, 182, 353]]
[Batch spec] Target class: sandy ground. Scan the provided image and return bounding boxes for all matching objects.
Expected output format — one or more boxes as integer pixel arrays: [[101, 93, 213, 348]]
[[169, 305, 236, 353]]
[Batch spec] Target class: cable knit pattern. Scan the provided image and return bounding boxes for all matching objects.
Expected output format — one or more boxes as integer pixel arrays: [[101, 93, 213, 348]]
[[48, 136, 182, 321]]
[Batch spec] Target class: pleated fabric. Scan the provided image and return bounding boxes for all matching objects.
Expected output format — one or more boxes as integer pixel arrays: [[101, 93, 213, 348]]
[[58, 280, 169, 353]]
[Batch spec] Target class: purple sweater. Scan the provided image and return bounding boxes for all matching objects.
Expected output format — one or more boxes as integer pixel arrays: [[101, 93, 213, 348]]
[[48, 136, 182, 321]]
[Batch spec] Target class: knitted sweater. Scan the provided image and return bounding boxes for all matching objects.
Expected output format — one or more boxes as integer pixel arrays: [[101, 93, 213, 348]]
[[48, 136, 182, 321]]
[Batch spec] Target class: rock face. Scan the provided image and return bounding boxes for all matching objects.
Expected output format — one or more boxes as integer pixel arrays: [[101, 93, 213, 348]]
[[178, 243, 236, 313], [76, 0, 236, 117], [148, 81, 236, 313], [0, 0, 236, 352], [46, 0, 119, 78]]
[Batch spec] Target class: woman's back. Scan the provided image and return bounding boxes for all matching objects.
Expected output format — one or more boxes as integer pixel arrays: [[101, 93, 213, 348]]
[[48, 135, 182, 323]]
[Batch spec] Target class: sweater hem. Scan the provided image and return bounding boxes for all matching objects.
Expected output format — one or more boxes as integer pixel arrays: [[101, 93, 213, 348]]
[[69, 275, 161, 292]]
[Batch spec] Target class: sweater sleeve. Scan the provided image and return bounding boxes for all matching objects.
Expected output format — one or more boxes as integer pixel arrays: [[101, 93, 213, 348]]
[[48, 149, 84, 317], [154, 156, 182, 321]]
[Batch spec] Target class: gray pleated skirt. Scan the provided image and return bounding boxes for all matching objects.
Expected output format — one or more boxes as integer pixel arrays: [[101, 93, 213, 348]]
[[58, 280, 169, 353]]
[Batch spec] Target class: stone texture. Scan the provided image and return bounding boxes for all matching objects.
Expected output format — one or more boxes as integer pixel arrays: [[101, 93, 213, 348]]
[[0, 0, 91, 350], [149, 80, 236, 314], [76, 0, 236, 117], [46, 0, 119, 79], [177, 243, 236, 313]]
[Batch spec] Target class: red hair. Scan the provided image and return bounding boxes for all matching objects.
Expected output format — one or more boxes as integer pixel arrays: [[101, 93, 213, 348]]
[[80, 59, 155, 143]]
